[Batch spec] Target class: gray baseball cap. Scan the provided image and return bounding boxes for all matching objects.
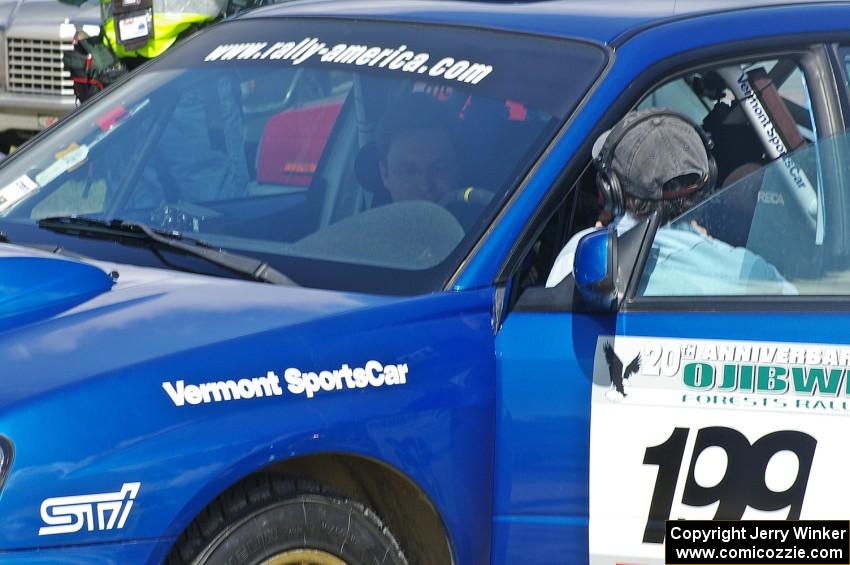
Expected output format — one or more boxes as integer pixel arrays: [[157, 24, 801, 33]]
[[592, 108, 711, 200]]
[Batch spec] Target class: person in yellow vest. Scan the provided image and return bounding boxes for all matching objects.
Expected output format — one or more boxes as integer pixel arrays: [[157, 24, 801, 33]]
[[60, 0, 256, 205], [62, 0, 236, 102], [101, 0, 227, 61]]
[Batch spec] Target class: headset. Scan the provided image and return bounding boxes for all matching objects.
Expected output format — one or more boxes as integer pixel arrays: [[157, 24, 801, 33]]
[[594, 109, 717, 217]]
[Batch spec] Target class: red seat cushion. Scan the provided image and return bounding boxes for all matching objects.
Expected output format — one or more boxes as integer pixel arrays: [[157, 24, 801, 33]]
[[256, 99, 343, 187]]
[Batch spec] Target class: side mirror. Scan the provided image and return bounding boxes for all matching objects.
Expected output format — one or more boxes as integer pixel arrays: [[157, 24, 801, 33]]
[[574, 226, 617, 310]]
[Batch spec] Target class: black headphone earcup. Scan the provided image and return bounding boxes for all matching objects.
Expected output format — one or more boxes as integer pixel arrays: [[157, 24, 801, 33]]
[[707, 155, 718, 193], [609, 172, 624, 217], [596, 170, 612, 211], [596, 169, 624, 217]]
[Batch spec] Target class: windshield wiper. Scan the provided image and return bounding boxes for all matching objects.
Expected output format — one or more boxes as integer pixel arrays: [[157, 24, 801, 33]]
[[0, 230, 90, 259], [36, 216, 294, 285]]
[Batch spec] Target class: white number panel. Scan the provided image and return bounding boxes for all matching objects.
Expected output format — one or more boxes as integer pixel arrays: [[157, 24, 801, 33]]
[[588, 336, 848, 565]]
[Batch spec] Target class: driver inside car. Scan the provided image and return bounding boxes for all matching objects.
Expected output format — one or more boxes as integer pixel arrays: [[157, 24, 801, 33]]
[[377, 94, 461, 204]]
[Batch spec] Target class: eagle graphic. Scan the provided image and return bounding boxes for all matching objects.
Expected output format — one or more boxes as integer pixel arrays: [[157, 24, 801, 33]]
[[602, 342, 641, 397]]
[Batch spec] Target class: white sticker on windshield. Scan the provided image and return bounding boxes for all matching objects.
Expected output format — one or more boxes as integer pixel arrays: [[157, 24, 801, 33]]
[[203, 38, 494, 86], [0, 175, 39, 212], [35, 144, 90, 187]]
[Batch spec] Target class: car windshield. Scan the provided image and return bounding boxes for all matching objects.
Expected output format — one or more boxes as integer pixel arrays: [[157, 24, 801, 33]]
[[0, 17, 604, 294]]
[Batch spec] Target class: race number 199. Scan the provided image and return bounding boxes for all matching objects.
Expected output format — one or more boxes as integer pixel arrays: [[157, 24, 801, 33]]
[[642, 426, 816, 544]]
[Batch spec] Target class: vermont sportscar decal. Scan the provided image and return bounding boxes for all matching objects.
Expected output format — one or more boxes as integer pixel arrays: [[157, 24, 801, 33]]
[[162, 360, 409, 406]]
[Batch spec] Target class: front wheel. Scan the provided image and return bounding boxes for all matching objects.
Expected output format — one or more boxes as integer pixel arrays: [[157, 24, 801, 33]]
[[168, 475, 409, 565]]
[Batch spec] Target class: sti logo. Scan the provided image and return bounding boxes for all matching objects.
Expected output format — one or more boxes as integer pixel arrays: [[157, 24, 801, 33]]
[[603, 342, 641, 398], [39, 482, 140, 536]]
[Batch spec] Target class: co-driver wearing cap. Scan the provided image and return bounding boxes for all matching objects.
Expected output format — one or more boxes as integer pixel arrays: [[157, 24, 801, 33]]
[[546, 108, 793, 295], [546, 108, 709, 287]]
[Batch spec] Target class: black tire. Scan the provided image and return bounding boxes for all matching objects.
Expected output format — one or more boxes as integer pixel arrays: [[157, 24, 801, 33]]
[[167, 474, 409, 565]]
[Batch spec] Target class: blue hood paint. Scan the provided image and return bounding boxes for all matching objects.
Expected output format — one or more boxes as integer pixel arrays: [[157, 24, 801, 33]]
[[0, 243, 402, 411], [0, 244, 495, 562], [0, 245, 114, 333]]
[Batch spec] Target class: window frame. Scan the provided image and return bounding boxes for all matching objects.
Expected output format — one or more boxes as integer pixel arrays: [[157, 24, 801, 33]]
[[624, 45, 849, 311], [506, 39, 849, 317], [626, 47, 848, 310]]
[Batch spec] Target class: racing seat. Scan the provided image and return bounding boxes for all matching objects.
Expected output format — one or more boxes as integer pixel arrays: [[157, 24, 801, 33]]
[[699, 162, 763, 247], [251, 99, 343, 195], [700, 67, 816, 279], [353, 141, 392, 207]]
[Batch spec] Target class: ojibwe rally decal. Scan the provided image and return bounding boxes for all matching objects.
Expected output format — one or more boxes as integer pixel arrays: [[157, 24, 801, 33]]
[[596, 336, 850, 413], [587, 336, 844, 565]]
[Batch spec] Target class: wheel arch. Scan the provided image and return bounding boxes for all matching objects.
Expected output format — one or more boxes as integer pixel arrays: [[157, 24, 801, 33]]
[[164, 452, 454, 565]]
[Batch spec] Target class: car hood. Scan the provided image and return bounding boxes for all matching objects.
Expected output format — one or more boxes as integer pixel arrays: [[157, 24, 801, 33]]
[[0, 243, 114, 331], [0, 0, 100, 37], [0, 243, 403, 410]]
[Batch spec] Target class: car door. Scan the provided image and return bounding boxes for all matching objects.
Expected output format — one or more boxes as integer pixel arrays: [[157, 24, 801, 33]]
[[492, 41, 848, 565]]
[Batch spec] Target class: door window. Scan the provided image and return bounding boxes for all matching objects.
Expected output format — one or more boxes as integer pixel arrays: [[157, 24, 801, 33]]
[[535, 57, 824, 294], [633, 57, 850, 297], [631, 52, 850, 299]]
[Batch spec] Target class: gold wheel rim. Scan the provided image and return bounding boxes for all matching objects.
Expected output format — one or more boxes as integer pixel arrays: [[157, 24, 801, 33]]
[[260, 549, 348, 565]]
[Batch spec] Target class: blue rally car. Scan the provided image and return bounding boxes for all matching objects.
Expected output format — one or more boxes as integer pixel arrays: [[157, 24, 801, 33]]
[[2, 0, 850, 562]]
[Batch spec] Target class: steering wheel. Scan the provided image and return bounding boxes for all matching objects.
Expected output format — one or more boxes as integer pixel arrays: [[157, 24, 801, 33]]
[[438, 187, 495, 228], [438, 186, 495, 209], [148, 202, 223, 233]]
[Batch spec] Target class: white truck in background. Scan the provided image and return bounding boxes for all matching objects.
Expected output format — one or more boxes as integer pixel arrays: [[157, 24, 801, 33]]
[[0, 0, 100, 148]]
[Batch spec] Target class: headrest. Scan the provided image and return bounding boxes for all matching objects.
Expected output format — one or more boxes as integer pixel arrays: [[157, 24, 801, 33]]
[[354, 141, 391, 204]]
